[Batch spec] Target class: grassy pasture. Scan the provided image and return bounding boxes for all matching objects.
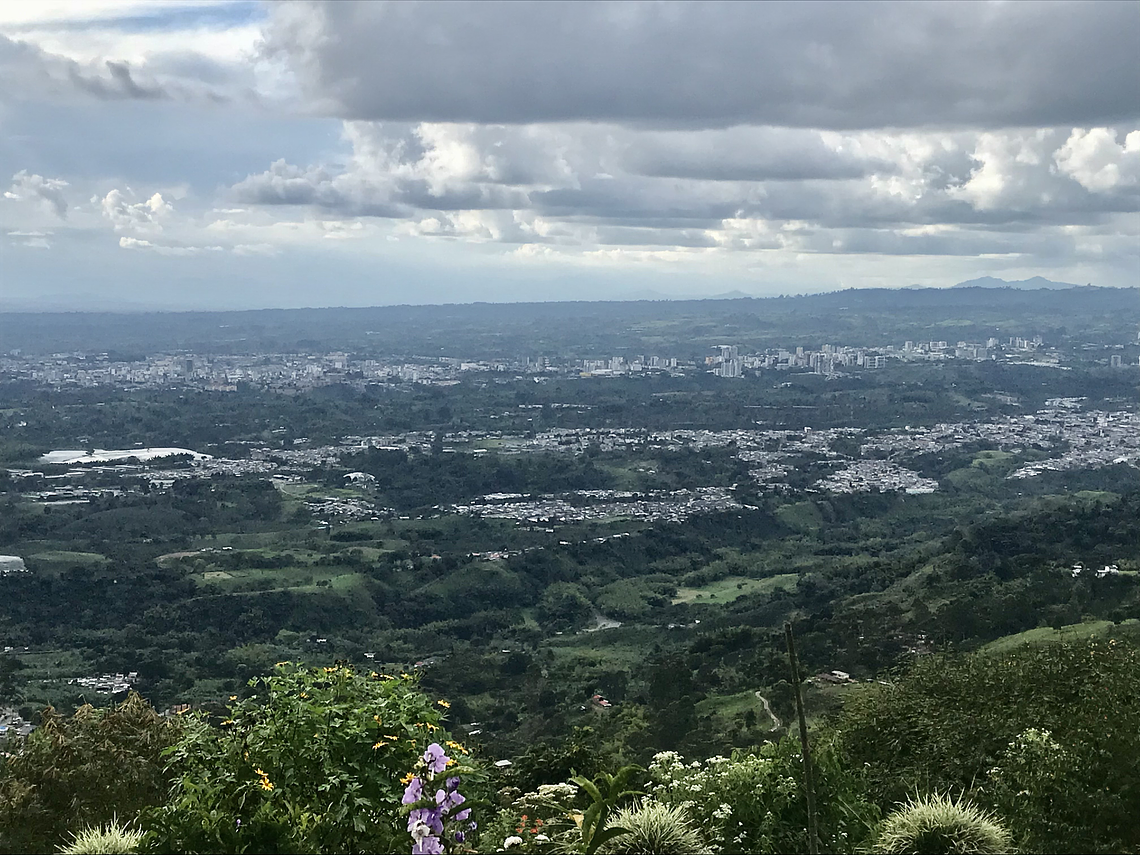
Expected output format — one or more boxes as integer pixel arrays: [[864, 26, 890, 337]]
[[672, 573, 798, 605], [981, 618, 1140, 654]]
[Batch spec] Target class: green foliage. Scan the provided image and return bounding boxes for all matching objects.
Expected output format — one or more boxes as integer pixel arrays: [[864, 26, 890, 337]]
[[646, 738, 877, 854], [143, 663, 468, 854], [869, 793, 1013, 855], [984, 728, 1082, 854], [0, 693, 177, 854], [596, 800, 708, 854], [59, 820, 145, 855], [569, 765, 643, 855], [836, 638, 1140, 852]]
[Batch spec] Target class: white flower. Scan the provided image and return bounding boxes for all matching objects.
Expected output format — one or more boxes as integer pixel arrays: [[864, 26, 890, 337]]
[[411, 821, 431, 842], [535, 834, 550, 842], [504, 836, 524, 848]]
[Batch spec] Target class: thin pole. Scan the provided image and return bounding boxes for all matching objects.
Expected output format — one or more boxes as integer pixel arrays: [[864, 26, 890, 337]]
[[785, 621, 821, 855]]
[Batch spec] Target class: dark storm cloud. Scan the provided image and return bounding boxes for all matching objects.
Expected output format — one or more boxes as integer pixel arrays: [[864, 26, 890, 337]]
[[268, 0, 1140, 129]]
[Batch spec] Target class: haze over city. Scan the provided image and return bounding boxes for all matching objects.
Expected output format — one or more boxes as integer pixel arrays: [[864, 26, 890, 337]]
[[1, 0, 1137, 310]]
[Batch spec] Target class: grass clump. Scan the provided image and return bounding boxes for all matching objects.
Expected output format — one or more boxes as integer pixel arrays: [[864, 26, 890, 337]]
[[870, 793, 1013, 854], [59, 820, 144, 854], [597, 800, 709, 855]]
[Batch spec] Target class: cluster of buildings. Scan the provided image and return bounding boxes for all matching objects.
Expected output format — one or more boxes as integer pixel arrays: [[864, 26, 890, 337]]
[[815, 460, 940, 495], [451, 487, 741, 525], [1070, 563, 1123, 579], [0, 556, 27, 576], [70, 672, 136, 695], [858, 404, 1140, 479], [0, 707, 34, 741], [6, 327, 1133, 393], [7, 402, 1138, 521]]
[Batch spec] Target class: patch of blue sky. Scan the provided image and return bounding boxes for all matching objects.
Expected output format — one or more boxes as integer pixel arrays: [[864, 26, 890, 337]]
[[7, 1, 265, 34]]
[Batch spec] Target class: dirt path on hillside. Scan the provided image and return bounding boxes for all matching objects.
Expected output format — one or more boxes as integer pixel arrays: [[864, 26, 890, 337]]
[[755, 691, 781, 730]]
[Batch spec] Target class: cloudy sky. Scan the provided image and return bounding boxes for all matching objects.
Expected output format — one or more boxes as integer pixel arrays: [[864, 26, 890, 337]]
[[1, 0, 1137, 309]]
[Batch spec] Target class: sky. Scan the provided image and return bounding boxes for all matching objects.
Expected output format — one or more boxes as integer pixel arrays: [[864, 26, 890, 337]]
[[0, 0, 1137, 310]]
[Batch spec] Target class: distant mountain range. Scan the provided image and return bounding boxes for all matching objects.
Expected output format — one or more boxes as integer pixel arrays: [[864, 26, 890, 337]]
[[951, 276, 1084, 290]]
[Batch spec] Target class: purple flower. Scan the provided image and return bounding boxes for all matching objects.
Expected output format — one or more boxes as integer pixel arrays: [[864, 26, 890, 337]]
[[408, 807, 444, 836], [402, 776, 424, 805], [423, 742, 449, 775], [454, 808, 471, 823], [412, 834, 443, 855], [442, 789, 466, 812], [446, 776, 461, 790], [454, 831, 466, 843]]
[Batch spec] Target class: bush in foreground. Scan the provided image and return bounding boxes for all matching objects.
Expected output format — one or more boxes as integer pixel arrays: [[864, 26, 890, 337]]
[[869, 793, 1013, 854], [597, 800, 708, 855], [0, 693, 177, 854], [60, 820, 145, 855], [143, 663, 477, 854]]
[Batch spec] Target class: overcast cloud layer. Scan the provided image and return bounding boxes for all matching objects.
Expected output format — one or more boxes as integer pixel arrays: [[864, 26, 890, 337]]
[[1, 0, 1137, 310]]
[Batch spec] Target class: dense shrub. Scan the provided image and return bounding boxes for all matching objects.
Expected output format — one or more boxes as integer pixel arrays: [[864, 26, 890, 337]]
[[143, 663, 476, 854], [836, 638, 1140, 852], [0, 693, 177, 854], [646, 736, 877, 854]]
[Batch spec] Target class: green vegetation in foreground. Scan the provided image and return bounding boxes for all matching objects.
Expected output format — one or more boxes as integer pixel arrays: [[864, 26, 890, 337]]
[[2, 640, 1137, 854]]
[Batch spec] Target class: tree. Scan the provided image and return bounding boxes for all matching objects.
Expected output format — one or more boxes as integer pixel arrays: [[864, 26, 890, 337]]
[[0, 693, 178, 854]]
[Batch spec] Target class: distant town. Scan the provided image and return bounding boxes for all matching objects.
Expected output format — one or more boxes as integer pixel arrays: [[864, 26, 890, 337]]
[[2, 329, 1136, 392]]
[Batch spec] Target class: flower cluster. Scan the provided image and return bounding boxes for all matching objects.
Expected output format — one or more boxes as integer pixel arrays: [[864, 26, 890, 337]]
[[403, 742, 476, 854]]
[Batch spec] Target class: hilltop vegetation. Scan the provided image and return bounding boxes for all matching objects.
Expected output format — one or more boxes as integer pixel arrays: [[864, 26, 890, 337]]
[[3, 638, 1137, 854]]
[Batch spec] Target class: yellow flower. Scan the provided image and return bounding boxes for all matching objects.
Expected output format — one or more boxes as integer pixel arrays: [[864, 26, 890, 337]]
[[275, 661, 288, 668], [384, 734, 398, 740], [380, 674, 395, 680], [437, 700, 450, 709], [373, 741, 389, 750], [425, 722, 439, 732], [229, 695, 237, 701], [323, 666, 337, 673], [254, 768, 274, 791], [400, 772, 416, 785], [446, 757, 456, 767], [445, 740, 468, 755]]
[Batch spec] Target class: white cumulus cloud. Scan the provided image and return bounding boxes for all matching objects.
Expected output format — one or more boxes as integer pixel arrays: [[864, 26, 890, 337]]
[[5, 170, 69, 218], [1055, 128, 1140, 192]]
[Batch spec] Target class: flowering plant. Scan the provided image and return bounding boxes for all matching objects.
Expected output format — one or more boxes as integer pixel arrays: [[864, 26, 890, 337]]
[[401, 742, 478, 854], [647, 738, 875, 854], [145, 663, 466, 854]]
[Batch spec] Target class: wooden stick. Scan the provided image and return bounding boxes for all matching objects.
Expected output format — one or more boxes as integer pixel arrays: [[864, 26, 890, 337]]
[[786, 621, 821, 855]]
